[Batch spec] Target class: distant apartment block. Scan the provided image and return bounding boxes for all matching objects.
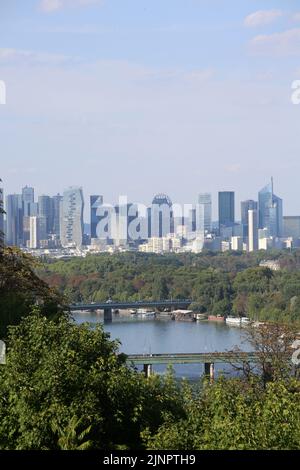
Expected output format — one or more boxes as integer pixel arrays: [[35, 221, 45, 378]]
[[259, 260, 281, 271]]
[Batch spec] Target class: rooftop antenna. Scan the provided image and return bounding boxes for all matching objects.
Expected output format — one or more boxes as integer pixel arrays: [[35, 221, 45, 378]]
[[271, 176, 274, 197]]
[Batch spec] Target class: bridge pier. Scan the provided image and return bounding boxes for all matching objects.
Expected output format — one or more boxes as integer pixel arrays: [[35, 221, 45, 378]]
[[204, 362, 215, 383], [143, 364, 153, 378], [104, 307, 112, 323]]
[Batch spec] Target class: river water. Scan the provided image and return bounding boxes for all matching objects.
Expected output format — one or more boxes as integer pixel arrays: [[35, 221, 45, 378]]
[[73, 312, 250, 379]]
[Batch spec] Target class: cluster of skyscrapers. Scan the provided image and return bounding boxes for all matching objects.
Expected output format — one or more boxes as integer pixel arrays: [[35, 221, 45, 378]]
[[1, 179, 299, 256], [1, 186, 85, 250]]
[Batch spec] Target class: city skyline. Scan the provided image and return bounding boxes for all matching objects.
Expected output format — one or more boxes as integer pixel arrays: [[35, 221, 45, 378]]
[[0, 1, 300, 215], [1, 177, 289, 224], [2, 177, 296, 255]]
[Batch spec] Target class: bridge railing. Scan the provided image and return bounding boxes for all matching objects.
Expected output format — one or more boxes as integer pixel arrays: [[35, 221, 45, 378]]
[[126, 351, 292, 365], [70, 299, 193, 309]]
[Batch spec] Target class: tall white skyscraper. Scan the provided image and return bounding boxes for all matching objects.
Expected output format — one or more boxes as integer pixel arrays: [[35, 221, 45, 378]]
[[248, 209, 258, 252], [29, 216, 47, 249], [60, 187, 84, 248], [197, 193, 212, 234]]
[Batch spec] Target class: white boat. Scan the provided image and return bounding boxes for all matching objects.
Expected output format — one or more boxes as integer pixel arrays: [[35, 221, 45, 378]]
[[241, 317, 251, 326], [129, 309, 137, 315], [158, 311, 172, 317], [136, 308, 156, 318], [226, 317, 241, 326], [144, 312, 156, 318], [194, 313, 208, 321]]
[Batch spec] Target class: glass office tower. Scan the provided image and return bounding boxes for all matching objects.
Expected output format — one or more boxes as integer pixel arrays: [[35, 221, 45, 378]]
[[197, 193, 212, 234], [51, 194, 63, 238], [60, 187, 84, 248], [90, 195, 104, 239], [38, 195, 53, 235], [149, 194, 173, 238], [218, 191, 235, 230], [258, 179, 283, 238], [22, 186, 34, 217], [5, 194, 23, 246], [241, 199, 258, 238]]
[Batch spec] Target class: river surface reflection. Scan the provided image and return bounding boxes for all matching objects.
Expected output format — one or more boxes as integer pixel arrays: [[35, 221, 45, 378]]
[[73, 312, 250, 379]]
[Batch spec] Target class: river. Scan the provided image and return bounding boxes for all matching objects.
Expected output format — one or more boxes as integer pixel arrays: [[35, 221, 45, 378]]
[[72, 312, 250, 379]]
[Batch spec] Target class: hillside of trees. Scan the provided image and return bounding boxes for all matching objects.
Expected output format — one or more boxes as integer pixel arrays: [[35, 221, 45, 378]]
[[37, 251, 300, 324]]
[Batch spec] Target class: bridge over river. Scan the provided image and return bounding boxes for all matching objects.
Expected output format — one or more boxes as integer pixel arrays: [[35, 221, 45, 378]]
[[126, 351, 292, 380], [70, 299, 192, 321]]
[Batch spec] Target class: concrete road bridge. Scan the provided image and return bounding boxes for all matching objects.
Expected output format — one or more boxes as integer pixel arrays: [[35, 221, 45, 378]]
[[126, 351, 292, 380], [69, 299, 192, 321]]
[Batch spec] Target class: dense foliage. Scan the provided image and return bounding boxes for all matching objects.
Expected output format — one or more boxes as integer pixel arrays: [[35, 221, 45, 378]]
[[38, 251, 300, 323], [0, 247, 65, 338], [1, 249, 300, 450], [0, 313, 185, 450], [0, 313, 299, 450], [143, 377, 300, 450]]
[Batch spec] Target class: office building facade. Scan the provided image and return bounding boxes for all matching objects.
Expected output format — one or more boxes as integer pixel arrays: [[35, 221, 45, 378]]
[[149, 194, 174, 238], [22, 186, 34, 217], [197, 193, 212, 234], [283, 216, 300, 240], [60, 187, 84, 248], [29, 216, 47, 249], [218, 191, 235, 231], [90, 195, 104, 239], [51, 194, 63, 238], [5, 194, 23, 246], [258, 179, 283, 238], [241, 200, 258, 238], [248, 209, 258, 252]]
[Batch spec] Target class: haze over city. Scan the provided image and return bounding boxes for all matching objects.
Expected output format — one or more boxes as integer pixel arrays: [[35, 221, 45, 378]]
[[0, 0, 300, 217]]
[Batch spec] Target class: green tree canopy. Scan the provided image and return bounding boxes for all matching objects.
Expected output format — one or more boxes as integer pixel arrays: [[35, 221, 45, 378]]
[[0, 312, 185, 450], [0, 247, 65, 338], [143, 377, 300, 450]]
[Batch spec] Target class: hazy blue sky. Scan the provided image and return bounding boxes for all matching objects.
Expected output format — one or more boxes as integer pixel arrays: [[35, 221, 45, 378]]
[[0, 0, 300, 218]]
